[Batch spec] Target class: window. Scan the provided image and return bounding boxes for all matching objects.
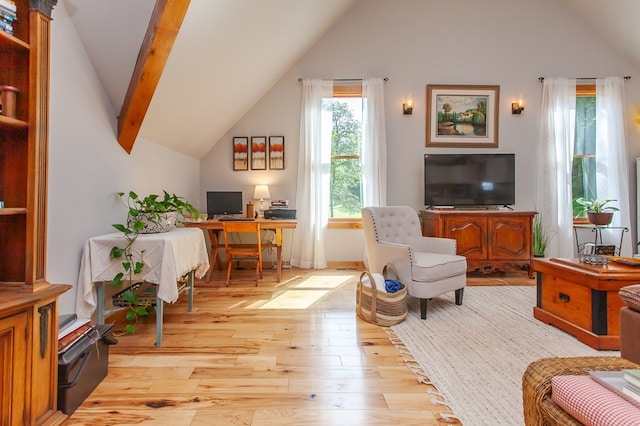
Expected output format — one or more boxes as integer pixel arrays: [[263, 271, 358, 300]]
[[329, 84, 363, 219], [572, 84, 596, 219]]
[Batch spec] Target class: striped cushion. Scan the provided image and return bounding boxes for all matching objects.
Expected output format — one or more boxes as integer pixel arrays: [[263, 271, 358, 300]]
[[551, 375, 640, 426]]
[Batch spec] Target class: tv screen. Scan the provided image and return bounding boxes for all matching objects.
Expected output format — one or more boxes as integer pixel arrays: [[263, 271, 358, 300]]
[[424, 154, 515, 207], [206, 191, 243, 216]]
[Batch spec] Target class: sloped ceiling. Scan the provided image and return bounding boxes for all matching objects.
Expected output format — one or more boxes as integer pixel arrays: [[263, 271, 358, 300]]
[[62, 0, 640, 159], [561, 0, 640, 70], [61, 0, 356, 159]]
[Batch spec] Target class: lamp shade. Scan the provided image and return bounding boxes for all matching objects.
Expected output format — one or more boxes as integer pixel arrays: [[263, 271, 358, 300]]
[[253, 184, 271, 200]]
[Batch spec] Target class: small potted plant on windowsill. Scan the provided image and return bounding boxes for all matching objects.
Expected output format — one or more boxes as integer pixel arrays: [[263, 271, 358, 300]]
[[110, 190, 199, 334], [576, 198, 619, 226]]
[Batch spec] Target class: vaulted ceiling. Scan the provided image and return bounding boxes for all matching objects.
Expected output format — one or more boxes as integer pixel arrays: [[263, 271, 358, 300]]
[[61, 0, 640, 159]]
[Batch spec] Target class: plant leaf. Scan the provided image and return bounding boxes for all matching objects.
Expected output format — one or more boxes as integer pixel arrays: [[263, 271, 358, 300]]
[[134, 261, 145, 274], [136, 306, 149, 316], [112, 223, 130, 233], [111, 273, 124, 285], [122, 289, 137, 304], [125, 309, 138, 321], [110, 246, 124, 259]]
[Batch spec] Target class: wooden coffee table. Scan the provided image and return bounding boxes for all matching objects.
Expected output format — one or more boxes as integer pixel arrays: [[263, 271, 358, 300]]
[[531, 257, 640, 350]]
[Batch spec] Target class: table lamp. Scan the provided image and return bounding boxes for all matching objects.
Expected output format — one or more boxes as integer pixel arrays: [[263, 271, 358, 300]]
[[253, 184, 271, 217]]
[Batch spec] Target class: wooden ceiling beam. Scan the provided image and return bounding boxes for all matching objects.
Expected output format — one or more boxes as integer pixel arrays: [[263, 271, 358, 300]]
[[117, 0, 190, 154]]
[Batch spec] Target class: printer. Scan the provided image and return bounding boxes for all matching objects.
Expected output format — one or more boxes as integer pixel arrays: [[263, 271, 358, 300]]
[[264, 209, 296, 219]]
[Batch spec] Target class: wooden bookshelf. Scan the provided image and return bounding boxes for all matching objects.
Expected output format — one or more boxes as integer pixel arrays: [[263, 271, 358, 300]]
[[0, 1, 71, 424]]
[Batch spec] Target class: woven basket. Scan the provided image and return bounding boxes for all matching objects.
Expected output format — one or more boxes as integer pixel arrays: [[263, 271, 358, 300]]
[[356, 264, 408, 326], [112, 276, 189, 307]]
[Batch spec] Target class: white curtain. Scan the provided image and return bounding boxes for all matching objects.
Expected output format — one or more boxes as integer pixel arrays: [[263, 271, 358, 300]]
[[596, 77, 632, 256], [361, 78, 387, 207], [290, 79, 333, 269], [536, 78, 576, 258]]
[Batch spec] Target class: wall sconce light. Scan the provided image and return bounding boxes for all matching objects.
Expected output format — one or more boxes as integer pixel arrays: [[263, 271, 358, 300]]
[[403, 98, 413, 115], [512, 100, 524, 114]]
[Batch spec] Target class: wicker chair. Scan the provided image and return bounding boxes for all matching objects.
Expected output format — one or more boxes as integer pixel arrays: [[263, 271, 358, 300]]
[[522, 356, 639, 425]]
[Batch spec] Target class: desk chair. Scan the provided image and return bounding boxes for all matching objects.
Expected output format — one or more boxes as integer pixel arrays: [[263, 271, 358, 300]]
[[222, 221, 263, 286]]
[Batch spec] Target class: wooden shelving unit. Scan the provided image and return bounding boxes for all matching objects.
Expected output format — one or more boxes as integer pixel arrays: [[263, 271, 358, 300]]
[[0, 1, 71, 424]]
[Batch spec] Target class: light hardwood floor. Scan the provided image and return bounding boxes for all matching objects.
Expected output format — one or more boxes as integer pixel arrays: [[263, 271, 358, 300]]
[[63, 267, 533, 425]]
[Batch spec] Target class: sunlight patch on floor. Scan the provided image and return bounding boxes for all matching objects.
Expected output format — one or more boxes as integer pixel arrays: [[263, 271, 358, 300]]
[[292, 274, 352, 289], [247, 274, 352, 309], [253, 289, 330, 309]]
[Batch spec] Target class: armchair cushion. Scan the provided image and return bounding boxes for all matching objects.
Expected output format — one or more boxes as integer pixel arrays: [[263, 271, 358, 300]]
[[413, 252, 467, 283], [551, 375, 640, 425], [619, 284, 640, 312]]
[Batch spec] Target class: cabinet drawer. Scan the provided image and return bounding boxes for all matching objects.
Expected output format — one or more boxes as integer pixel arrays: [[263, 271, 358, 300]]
[[539, 275, 591, 331]]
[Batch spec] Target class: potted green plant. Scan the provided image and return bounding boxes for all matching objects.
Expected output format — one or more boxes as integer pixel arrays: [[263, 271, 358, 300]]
[[533, 214, 554, 257], [575, 198, 619, 226], [109, 190, 199, 334]]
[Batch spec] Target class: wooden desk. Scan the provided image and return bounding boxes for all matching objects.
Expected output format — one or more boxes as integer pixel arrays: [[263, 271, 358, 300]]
[[531, 257, 640, 350], [76, 228, 210, 346], [187, 219, 297, 282]]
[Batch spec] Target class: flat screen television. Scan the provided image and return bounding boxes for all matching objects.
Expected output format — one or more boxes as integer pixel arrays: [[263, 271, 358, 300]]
[[206, 191, 243, 216], [424, 154, 515, 208]]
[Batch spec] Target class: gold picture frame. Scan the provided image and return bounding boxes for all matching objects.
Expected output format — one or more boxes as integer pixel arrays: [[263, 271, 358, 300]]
[[426, 84, 500, 148]]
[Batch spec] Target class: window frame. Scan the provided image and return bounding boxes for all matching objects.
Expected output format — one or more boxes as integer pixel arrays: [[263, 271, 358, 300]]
[[572, 84, 596, 225], [328, 83, 364, 228]]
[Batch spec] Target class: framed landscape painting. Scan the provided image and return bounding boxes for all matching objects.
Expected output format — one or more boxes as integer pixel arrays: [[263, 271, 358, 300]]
[[251, 136, 267, 170], [232, 137, 248, 171], [268, 136, 285, 170], [425, 84, 500, 148]]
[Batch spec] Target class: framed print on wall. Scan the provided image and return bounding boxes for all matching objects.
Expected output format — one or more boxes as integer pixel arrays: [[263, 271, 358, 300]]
[[232, 137, 249, 171], [251, 136, 267, 170], [268, 136, 285, 170], [425, 84, 500, 148]]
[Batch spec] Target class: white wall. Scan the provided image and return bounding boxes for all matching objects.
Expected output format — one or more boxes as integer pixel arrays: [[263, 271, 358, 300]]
[[201, 0, 640, 261], [47, 2, 200, 314]]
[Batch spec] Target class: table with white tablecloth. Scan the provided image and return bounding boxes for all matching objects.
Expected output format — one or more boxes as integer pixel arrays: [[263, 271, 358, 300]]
[[76, 227, 210, 346]]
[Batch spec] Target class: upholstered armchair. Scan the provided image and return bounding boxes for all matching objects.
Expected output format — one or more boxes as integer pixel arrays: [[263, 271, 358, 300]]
[[361, 206, 467, 319]]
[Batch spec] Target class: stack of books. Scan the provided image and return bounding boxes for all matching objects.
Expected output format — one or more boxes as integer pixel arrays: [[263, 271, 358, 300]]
[[58, 314, 97, 354], [622, 369, 640, 404], [270, 199, 289, 209], [589, 369, 640, 407], [0, 0, 16, 36]]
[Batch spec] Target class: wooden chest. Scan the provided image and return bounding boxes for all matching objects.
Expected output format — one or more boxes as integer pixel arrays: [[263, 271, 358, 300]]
[[532, 258, 640, 350]]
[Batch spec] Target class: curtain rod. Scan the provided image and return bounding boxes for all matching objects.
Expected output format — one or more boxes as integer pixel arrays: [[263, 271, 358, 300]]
[[538, 76, 631, 82], [297, 77, 388, 82]]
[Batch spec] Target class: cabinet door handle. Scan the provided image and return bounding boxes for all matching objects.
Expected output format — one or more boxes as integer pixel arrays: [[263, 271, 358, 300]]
[[38, 304, 53, 358], [559, 292, 570, 303]]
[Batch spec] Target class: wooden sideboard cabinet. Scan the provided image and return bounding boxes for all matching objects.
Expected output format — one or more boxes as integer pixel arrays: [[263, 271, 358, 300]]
[[421, 210, 535, 273], [1, 287, 69, 425]]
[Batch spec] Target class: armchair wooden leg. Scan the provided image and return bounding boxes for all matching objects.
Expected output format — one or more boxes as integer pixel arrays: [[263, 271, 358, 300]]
[[420, 298, 428, 319], [455, 288, 464, 305]]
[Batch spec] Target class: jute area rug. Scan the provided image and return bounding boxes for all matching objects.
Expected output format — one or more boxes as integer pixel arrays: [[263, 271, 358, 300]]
[[388, 285, 619, 426]]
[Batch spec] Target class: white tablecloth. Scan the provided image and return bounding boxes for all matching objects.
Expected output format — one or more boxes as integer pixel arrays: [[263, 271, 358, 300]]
[[76, 227, 209, 319]]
